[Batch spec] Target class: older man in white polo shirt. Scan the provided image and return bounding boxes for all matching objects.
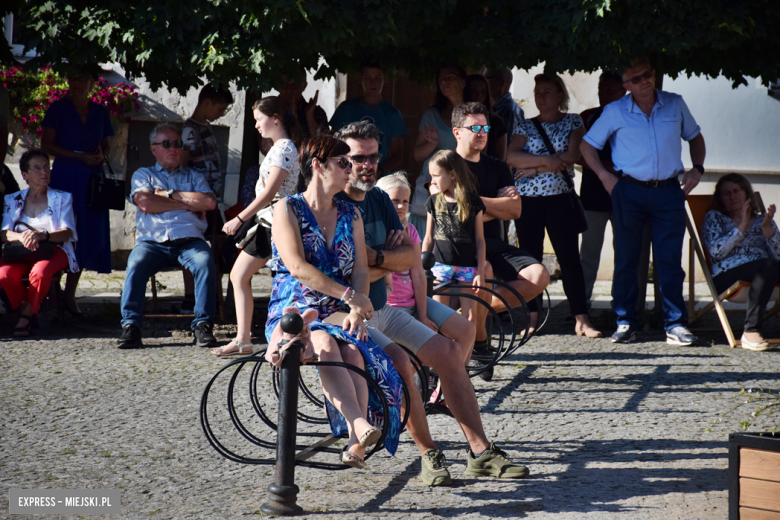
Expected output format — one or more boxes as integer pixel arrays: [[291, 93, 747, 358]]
[[580, 58, 706, 345]]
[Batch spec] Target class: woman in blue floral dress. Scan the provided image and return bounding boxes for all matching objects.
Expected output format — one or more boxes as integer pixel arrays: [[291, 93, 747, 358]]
[[265, 135, 403, 468]]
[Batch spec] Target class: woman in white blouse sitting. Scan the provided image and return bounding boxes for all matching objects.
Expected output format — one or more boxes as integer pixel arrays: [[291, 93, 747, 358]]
[[702, 174, 779, 351], [1, 150, 78, 336]]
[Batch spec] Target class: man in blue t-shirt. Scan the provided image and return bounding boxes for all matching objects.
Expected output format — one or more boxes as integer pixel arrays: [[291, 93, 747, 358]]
[[334, 120, 531, 486], [329, 62, 407, 173]]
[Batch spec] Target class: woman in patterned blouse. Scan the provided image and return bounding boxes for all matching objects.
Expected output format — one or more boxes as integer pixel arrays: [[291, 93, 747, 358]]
[[702, 174, 779, 351], [507, 73, 601, 338]]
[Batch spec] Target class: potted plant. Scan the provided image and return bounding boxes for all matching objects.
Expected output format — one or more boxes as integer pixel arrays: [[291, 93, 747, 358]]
[[709, 389, 780, 519]]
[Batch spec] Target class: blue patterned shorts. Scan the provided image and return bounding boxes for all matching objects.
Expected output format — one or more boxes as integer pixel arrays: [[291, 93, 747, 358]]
[[432, 262, 478, 284]]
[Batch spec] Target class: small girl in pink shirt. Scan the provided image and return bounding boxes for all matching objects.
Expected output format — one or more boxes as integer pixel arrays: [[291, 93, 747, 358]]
[[378, 173, 436, 329]]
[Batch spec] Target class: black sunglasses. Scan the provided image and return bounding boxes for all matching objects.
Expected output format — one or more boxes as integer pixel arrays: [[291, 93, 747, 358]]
[[623, 70, 654, 85], [330, 156, 352, 169], [348, 153, 382, 165], [152, 139, 183, 149], [459, 125, 491, 134]]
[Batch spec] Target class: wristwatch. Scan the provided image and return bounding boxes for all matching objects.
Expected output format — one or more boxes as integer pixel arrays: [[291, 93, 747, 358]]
[[375, 250, 385, 267], [167, 189, 175, 198], [693, 164, 705, 174]]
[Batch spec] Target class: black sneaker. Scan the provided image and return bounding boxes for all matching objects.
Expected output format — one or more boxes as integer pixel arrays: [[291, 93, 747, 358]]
[[611, 324, 637, 343], [477, 364, 494, 382], [194, 321, 218, 348], [472, 341, 495, 382], [117, 324, 142, 349]]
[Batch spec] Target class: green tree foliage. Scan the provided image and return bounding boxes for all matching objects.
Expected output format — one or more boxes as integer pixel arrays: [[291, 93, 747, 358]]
[[4, 0, 780, 91]]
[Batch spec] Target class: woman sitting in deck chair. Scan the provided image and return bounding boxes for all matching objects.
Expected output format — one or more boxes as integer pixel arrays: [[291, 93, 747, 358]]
[[702, 174, 780, 351]]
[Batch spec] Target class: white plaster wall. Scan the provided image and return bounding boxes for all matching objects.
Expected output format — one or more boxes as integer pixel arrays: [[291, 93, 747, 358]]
[[512, 64, 600, 119], [664, 74, 780, 173]]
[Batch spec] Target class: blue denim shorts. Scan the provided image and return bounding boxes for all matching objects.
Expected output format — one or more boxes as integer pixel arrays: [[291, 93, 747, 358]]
[[432, 262, 478, 284]]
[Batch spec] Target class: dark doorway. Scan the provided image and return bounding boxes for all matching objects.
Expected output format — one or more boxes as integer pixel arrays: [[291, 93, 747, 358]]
[[344, 71, 435, 186]]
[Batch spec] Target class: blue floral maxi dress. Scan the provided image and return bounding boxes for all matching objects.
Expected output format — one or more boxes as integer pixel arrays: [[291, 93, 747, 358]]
[[265, 194, 403, 455]]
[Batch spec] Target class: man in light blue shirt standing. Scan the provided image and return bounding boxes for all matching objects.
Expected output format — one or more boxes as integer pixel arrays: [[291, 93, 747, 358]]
[[581, 58, 706, 346], [118, 124, 219, 349]]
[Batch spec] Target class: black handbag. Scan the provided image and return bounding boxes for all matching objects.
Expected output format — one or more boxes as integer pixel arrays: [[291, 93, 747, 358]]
[[87, 152, 126, 211], [2, 222, 58, 263], [530, 117, 589, 234]]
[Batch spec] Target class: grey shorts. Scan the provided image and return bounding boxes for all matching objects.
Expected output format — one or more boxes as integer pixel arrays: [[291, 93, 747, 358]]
[[392, 297, 456, 329], [368, 301, 453, 355]]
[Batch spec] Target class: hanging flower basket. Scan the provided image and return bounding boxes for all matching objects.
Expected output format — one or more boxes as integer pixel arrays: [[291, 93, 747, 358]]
[[0, 66, 140, 147]]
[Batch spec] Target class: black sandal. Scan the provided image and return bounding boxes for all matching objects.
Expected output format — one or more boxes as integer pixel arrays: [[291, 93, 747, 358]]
[[63, 298, 84, 319], [13, 315, 33, 337]]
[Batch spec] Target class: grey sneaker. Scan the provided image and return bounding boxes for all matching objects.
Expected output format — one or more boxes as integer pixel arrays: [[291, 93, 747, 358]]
[[611, 324, 637, 343], [465, 442, 530, 479], [666, 325, 696, 346], [421, 449, 452, 486]]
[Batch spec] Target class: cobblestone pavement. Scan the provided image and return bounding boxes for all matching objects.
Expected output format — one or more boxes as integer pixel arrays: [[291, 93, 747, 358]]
[[2, 274, 780, 519]]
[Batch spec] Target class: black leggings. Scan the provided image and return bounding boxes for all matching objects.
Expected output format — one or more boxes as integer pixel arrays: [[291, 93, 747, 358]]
[[516, 193, 589, 316], [713, 258, 780, 332]]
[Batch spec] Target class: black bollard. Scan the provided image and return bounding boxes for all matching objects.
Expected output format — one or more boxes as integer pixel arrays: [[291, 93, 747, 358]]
[[261, 313, 305, 516], [421, 251, 436, 299]]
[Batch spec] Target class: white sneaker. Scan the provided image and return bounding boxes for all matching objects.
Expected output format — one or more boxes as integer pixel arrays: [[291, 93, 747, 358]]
[[740, 334, 770, 352]]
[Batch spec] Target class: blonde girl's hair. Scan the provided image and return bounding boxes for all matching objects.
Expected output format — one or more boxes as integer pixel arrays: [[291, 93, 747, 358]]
[[429, 150, 479, 224], [377, 171, 412, 224], [376, 171, 411, 193], [376, 170, 412, 223]]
